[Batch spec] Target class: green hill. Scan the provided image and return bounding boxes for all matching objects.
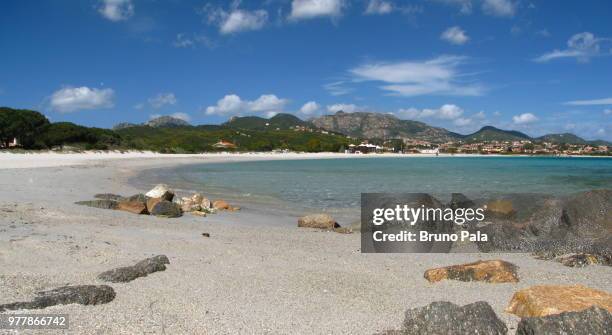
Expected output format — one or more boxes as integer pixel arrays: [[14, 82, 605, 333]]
[[223, 113, 310, 130], [463, 126, 531, 142]]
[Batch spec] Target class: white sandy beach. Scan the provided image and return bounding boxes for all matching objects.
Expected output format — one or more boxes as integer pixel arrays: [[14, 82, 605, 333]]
[[0, 152, 611, 334]]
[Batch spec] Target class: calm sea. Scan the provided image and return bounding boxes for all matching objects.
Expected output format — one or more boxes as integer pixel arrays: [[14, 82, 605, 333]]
[[137, 156, 612, 211]]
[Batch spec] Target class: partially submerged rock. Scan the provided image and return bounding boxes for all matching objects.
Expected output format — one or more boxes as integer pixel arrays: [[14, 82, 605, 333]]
[[298, 213, 339, 229], [424, 260, 519, 283], [98, 255, 170, 283], [0, 285, 115, 312], [516, 306, 612, 335], [145, 184, 174, 201], [117, 200, 148, 215], [485, 199, 515, 218], [401, 301, 507, 335], [75, 199, 119, 210], [506, 284, 612, 317], [150, 200, 182, 218]]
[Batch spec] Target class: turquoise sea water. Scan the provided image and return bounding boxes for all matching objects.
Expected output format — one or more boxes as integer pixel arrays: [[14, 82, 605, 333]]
[[142, 157, 612, 210]]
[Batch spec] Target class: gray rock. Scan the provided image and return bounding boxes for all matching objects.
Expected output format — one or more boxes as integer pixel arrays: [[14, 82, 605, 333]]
[[402, 301, 507, 335], [94, 193, 125, 201], [449, 193, 475, 210], [0, 285, 115, 312], [75, 199, 119, 210], [150, 200, 182, 218], [98, 255, 170, 283], [560, 189, 612, 238], [516, 306, 612, 335]]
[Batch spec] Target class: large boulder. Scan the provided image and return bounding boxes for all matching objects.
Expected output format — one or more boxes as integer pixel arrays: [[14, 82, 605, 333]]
[[516, 306, 612, 335], [424, 260, 519, 283], [145, 184, 174, 201], [117, 200, 148, 214], [560, 189, 612, 238], [150, 200, 182, 218], [506, 285, 612, 317], [75, 199, 118, 210], [0, 285, 115, 312], [98, 255, 170, 283], [298, 213, 339, 229], [402, 301, 507, 335]]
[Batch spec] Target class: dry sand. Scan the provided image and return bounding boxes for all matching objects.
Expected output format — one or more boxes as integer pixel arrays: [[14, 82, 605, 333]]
[[0, 153, 610, 334]]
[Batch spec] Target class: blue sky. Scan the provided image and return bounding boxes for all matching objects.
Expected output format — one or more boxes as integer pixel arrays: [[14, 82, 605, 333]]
[[1, 0, 611, 140]]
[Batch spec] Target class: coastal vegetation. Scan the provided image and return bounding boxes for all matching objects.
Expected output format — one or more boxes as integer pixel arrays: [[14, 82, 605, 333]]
[[0, 106, 610, 155]]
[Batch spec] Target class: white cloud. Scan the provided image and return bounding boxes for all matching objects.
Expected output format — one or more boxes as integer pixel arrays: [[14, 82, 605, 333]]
[[326, 103, 362, 113], [365, 0, 393, 15], [300, 101, 320, 115], [564, 97, 612, 106], [323, 81, 351, 96], [205, 5, 268, 34], [441, 26, 469, 45], [148, 93, 177, 109], [454, 117, 472, 126], [98, 0, 134, 21], [50, 86, 114, 113], [173, 33, 213, 48], [604, 109, 612, 115], [350, 56, 485, 97], [150, 112, 191, 122], [432, 0, 472, 14], [512, 113, 538, 124], [249, 94, 288, 112], [481, 0, 516, 17], [289, 0, 344, 20], [206, 94, 244, 115], [473, 111, 486, 119], [397, 104, 464, 120], [534, 32, 612, 63], [205, 94, 288, 116]]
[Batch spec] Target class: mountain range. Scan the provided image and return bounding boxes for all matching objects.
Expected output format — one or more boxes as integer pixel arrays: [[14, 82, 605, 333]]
[[117, 111, 610, 146]]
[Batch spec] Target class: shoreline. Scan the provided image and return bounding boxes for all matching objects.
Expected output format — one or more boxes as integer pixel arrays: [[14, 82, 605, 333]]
[[1, 150, 610, 170]]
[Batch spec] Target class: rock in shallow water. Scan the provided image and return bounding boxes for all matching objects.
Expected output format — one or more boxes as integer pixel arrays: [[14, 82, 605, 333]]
[[506, 284, 612, 317], [516, 306, 612, 335], [0, 285, 115, 312], [424, 259, 519, 283], [98, 255, 170, 283], [401, 301, 507, 335]]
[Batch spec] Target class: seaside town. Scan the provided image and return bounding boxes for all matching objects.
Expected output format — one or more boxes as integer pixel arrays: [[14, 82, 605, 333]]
[[345, 139, 611, 156]]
